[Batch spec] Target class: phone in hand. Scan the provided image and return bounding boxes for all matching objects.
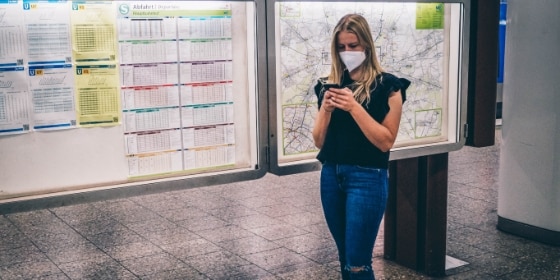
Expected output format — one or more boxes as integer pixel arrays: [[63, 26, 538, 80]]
[[322, 82, 341, 91]]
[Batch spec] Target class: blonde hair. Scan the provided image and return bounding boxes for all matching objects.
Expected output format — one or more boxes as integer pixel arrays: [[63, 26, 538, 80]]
[[329, 14, 383, 105]]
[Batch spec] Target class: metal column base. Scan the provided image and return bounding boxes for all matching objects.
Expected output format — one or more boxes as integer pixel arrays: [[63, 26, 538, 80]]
[[384, 153, 449, 277]]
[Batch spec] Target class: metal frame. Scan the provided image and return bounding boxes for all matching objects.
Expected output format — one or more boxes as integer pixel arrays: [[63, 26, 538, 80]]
[[267, 0, 471, 175], [0, 0, 270, 213]]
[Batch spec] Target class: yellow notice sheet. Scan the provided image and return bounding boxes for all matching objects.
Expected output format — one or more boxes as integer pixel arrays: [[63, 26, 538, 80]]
[[416, 3, 444, 30], [70, 1, 117, 62], [75, 64, 120, 126]]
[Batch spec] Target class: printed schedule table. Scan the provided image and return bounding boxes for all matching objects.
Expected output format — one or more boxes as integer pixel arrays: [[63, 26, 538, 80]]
[[118, 2, 237, 176]]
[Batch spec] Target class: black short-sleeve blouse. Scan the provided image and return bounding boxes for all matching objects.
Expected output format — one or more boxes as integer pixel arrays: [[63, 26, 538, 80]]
[[314, 71, 410, 169]]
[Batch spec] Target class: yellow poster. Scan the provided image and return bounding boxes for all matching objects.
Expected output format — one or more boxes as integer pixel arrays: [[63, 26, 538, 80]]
[[416, 3, 444, 29], [75, 64, 121, 126], [71, 1, 117, 62]]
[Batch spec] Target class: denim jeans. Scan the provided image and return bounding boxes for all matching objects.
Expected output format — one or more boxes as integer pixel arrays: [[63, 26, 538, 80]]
[[320, 163, 388, 280]]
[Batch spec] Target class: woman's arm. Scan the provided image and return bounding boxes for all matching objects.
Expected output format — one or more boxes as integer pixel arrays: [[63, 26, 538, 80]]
[[312, 90, 336, 149], [328, 87, 403, 152]]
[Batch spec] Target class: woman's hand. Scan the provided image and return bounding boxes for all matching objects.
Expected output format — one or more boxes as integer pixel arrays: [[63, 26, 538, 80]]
[[320, 90, 336, 113], [326, 87, 357, 112]]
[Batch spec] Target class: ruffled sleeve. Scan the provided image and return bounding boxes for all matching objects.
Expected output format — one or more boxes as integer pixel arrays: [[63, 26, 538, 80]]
[[311, 77, 328, 109], [367, 73, 411, 122], [383, 73, 410, 104]]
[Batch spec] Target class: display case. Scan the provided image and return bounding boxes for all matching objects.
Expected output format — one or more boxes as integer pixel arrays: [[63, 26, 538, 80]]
[[0, 0, 267, 199], [267, 0, 470, 175]]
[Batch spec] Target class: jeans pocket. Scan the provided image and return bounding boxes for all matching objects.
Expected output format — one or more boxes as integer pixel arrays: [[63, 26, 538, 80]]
[[355, 165, 382, 172]]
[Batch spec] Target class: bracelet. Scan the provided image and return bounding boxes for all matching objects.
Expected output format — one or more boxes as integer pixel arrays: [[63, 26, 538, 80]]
[[323, 107, 334, 113]]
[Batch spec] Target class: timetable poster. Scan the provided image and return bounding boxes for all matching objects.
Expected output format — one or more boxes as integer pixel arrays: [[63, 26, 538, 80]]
[[23, 0, 78, 130], [0, 0, 26, 67], [75, 64, 120, 126], [28, 64, 76, 130], [70, 1, 118, 63], [117, 1, 236, 176], [23, 0, 72, 65], [0, 67, 31, 135], [0, 1, 30, 135]]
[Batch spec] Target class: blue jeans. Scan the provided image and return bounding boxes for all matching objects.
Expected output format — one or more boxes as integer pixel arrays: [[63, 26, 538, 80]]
[[320, 163, 388, 280]]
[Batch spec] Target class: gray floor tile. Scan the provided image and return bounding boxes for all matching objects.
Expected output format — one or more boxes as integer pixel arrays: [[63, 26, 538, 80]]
[[140, 267, 208, 280], [0, 245, 48, 267], [86, 227, 146, 249], [157, 206, 209, 222], [248, 223, 309, 241], [0, 231, 35, 251], [275, 263, 340, 280], [58, 255, 138, 280], [204, 204, 258, 220], [1, 260, 63, 280], [124, 217, 179, 234], [254, 203, 306, 218], [132, 195, 191, 213], [273, 232, 332, 254], [243, 247, 313, 271], [468, 252, 521, 277], [203, 264, 277, 280], [196, 224, 256, 243], [160, 238, 222, 259], [228, 213, 283, 230], [28, 230, 92, 252], [45, 242, 107, 264], [102, 240, 163, 261], [50, 203, 107, 224], [182, 250, 251, 275], [119, 252, 188, 277], [299, 246, 340, 265], [176, 215, 229, 232], [69, 217, 126, 236], [139, 226, 200, 246], [276, 211, 325, 228], [217, 235, 282, 256]]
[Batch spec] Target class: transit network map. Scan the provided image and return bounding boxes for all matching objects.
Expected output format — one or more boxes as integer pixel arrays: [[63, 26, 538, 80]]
[[277, 2, 450, 157]]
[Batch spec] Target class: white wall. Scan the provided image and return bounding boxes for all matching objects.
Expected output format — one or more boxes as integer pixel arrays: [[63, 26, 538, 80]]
[[498, 0, 560, 231]]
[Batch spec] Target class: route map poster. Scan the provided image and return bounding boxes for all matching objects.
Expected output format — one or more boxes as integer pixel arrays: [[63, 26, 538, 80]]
[[276, 2, 460, 159]]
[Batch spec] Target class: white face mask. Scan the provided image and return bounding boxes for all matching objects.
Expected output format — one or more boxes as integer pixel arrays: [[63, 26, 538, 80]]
[[339, 51, 366, 72]]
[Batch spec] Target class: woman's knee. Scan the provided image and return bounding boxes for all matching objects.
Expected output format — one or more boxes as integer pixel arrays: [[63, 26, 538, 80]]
[[344, 264, 374, 280]]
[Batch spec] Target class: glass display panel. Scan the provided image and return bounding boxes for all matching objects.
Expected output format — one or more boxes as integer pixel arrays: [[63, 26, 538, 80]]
[[116, 1, 259, 177], [274, 2, 465, 164], [0, 0, 262, 198]]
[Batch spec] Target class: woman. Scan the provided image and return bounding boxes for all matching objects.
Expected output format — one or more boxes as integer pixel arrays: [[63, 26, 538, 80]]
[[312, 14, 410, 280]]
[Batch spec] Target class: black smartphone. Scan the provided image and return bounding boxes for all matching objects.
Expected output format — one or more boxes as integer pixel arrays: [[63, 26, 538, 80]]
[[322, 82, 340, 90]]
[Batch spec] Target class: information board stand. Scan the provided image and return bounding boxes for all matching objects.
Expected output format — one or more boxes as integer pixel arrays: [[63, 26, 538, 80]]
[[384, 153, 449, 277]]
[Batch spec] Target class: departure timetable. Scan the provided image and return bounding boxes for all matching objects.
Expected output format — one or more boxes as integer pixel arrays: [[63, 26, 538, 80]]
[[28, 64, 76, 130], [119, 1, 237, 176], [0, 67, 30, 134], [0, 1, 26, 67], [24, 1, 72, 65]]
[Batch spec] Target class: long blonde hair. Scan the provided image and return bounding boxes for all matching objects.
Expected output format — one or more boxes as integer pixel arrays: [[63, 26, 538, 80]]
[[329, 14, 383, 105]]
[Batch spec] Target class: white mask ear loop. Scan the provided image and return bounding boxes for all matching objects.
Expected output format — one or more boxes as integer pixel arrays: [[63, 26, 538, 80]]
[[339, 51, 366, 72]]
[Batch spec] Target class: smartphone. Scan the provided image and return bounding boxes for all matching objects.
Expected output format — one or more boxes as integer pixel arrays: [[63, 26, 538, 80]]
[[322, 82, 341, 90]]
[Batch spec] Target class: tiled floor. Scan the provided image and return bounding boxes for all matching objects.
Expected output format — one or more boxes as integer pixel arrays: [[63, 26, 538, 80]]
[[1, 128, 559, 279]]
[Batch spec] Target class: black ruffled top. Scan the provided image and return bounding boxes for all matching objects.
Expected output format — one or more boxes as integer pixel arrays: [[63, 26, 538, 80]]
[[314, 71, 410, 168]]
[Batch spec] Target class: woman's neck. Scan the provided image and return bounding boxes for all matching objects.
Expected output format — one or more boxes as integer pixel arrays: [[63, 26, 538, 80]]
[[349, 69, 362, 81]]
